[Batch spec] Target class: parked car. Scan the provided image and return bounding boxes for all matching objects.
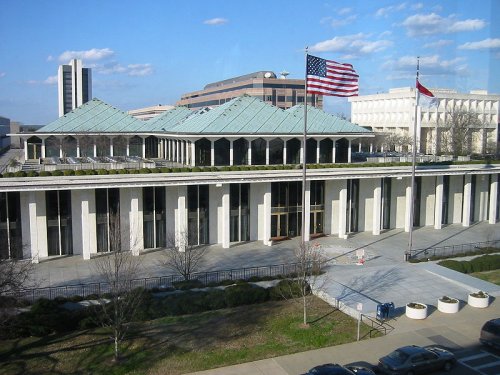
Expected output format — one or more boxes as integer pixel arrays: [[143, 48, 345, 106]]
[[480, 318, 500, 349], [304, 363, 375, 375], [378, 345, 455, 375]]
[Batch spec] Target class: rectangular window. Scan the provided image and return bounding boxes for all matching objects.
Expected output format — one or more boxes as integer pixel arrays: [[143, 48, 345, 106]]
[[95, 188, 120, 252], [0, 192, 22, 259], [46, 190, 72, 256], [230, 184, 250, 242], [187, 185, 209, 246], [143, 187, 166, 249]]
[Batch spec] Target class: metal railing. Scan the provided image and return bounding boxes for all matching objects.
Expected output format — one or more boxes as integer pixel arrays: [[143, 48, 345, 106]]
[[409, 240, 500, 260], [14, 262, 301, 303], [361, 314, 394, 337]]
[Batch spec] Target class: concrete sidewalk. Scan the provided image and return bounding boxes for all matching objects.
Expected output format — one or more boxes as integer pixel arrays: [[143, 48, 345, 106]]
[[188, 299, 500, 375]]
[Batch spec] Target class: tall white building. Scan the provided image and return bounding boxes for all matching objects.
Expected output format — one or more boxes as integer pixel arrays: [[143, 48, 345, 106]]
[[58, 59, 92, 117], [349, 87, 500, 154]]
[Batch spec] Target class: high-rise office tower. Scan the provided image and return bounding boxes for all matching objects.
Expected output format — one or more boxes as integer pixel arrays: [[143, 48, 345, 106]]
[[58, 59, 92, 117]]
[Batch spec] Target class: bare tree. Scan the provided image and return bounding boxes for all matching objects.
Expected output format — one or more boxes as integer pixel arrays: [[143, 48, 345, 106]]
[[441, 106, 482, 156], [160, 231, 208, 281], [276, 241, 327, 327], [0, 257, 34, 324], [91, 213, 143, 362]]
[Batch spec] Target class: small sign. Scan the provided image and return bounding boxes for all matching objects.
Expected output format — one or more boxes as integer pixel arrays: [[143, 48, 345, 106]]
[[357, 303, 363, 311]]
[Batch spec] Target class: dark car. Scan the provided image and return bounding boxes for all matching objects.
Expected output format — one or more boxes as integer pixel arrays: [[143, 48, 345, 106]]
[[304, 363, 375, 375], [378, 345, 455, 375], [480, 318, 500, 349]]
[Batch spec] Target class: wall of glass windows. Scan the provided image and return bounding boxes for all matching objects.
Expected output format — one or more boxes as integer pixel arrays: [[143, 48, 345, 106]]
[[95, 188, 120, 252], [230, 184, 250, 242], [271, 181, 302, 238], [382, 177, 392, 229], [347, 179, 359, 233], [309, 181, 325, 236], [46, 190, 73, 256], [187, 185, 209, 245], [143, 187, 166, 249], [0, 192, 22, 259]]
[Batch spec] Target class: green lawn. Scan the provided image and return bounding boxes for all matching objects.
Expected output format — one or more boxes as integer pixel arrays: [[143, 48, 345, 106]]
[[471, 269, 500, 285], [0, 297, 377, 375]]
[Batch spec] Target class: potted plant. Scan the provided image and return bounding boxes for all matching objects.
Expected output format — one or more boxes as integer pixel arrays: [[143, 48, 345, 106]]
[[468, 291, 490, 308], [406, 302, 428, 319], [438, 296, 459, 313]]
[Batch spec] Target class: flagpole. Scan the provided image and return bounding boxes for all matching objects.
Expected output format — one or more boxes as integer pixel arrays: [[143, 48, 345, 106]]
[[407, 57, 420, 261], [302, 48, 308, 246]]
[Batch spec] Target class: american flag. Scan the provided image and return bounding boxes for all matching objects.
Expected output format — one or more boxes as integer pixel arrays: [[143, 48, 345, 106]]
[[306, 54, 359, 97]]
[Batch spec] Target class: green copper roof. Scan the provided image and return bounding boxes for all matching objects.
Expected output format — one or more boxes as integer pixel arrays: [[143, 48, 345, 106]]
[[39, 98, 142, 133], [38, 96, 371, 136]]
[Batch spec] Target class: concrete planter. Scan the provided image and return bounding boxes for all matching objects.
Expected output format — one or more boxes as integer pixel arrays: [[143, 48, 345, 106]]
[[406, 302, 428, 319], [438, 296, 459, 313], [468, 291, 490, 308]]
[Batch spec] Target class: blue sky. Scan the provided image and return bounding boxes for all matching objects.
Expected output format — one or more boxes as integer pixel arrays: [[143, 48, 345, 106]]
[[0, 0, 498, 124]]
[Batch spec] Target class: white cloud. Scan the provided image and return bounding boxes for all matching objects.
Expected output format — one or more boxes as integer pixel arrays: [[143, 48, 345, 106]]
[[0, 72, 5, 78], [383, 54, 467, 77], [58, 48, 115, 63], [309, 33, 392, 58], [402, 13, 486, 36], [458, 38, 500, 50], [329, 15, 357, 27], [91, 62, 153, 76], [203, 18, 228, 25], [46, 55, 54, 62], [338, 7, 352, 15], [27, 75, 58, 85], [43, 75, 58, 85], [376, 2, 407, 18], [423, 39, 453, 48]]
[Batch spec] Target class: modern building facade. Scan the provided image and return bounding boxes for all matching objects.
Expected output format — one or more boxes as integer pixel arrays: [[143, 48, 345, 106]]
[[349, 87, 500, 154], [177, 71, 323, 110], [58, 59, 92, 117], [128, 104, 175, 120], [2, 96, 499, 262], [0, 116, 10, 149]]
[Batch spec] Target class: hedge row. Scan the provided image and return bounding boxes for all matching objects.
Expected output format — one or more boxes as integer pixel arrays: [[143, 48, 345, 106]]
[[1, 279, 304, 339], [438, 254, 500, 274], [408, 246, 500, 263], [2, 159, 500, 178]]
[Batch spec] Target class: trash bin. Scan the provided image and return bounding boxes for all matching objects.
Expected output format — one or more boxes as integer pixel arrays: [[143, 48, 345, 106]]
[[376, 304, 384, 320]]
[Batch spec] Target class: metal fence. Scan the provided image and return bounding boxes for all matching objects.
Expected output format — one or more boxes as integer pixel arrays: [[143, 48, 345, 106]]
[[14, 262, 301, 303], [409, 240, 500, 260]]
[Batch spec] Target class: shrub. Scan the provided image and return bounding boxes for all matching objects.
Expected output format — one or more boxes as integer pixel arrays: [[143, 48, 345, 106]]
[[39, 171, 52, 176], [172, 168, 181, 173], [97, 169, 108, 175], [191, 167, 201, 172], [172, 279, 204, 290], [140, 168, 151, 174], [150, 168, 161, 173], [118, 169, 129, 174], [63, 170, 75, 176], [75, 170, 86, 176], [180, 167, 190, 172], [14, 171, 27, 177], [224, 284, 269, 307], [269, 279, 308, 300], [52, 170, 63, 176], [86, 170, 97, 175], [108, 169, 118, 174], [438, 260, 465, 273], [160, 167, 172, 173]]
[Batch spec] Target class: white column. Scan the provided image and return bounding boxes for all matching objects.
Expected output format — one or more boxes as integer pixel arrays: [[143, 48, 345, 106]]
[[221, 184, 230, 248], [93, 140, 97, 157], [338, 182, 348, 239], [248, 140, 252, 165], [372, 179, 382, 235], [20, 191, 48, 262], [370, 143, 373, 153], [434, 175, 444, 230], [283, 139, 287, 165], [303, 181, 311, 242], [176, 186, 188, 251], [191, 141, 196, 167], [489, 174, 498, 224], [462, 174, 472, 227], [121, 188, 143, 256], [265, 139, 270, 165], [59, 138, 63, 158], [181, 141, 185, 164], [358, 142, 362, 152], [176, 140, 180, 162], [316, 139, 320, 163], [332, 140, 336, 163], [41, 138, 46, 159], [348, 139, 352, 163], [24, 139, 28, 160], [142, 137, 146, 158], [300, 140, 304, 164], [72, 189, 97, 260], [229, 140, 234, 166], [76, 138, 80, 158], [110, 138, 114, 157], [405, 179, 412, 232], [263, 183, 272, 245], [210, 140, 215, 166]]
